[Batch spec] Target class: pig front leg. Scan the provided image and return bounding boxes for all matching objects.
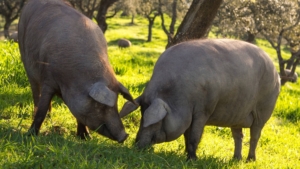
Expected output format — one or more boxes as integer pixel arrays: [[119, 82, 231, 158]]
[[76, 120, 91, 140], [231, 127, 243, 160], [28, 86, 55, 135], [184, 114, 207, 160]]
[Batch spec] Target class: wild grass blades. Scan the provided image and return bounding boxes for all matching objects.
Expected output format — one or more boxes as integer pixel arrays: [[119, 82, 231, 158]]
[[0, 16, 300, 168]]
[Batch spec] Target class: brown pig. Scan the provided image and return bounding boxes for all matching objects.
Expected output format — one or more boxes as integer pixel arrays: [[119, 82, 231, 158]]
[[120, 39, 280, 160], [18, 0, 135, 143]]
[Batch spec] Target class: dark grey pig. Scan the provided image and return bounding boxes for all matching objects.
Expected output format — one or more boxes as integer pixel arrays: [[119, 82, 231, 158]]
[[120, 39, 280, 160], [18, 0, 135, 143]]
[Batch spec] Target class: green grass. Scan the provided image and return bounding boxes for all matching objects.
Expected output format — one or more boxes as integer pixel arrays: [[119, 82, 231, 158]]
[[0, 16, 300, 168]]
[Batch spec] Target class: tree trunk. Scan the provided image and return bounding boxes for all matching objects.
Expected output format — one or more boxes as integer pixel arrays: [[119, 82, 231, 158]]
[[4, 17, 12, 38], [131, 14, 135, 25], [245, 31, 255, 43], [147, 18, 154, 42], [96, 0, 119, 33], [166, 0, 222, 48], [159, 0, 177, 47]]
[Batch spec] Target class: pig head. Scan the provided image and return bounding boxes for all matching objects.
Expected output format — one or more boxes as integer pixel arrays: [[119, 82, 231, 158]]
[[121, 39, 280, 160], [18, 0, 135, 143]]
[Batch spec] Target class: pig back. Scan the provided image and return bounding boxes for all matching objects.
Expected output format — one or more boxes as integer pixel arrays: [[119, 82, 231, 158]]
[[145, 39, 280, 127], [18, 0, 112, 87]]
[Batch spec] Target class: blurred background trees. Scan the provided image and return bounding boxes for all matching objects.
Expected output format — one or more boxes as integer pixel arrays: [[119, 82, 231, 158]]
[[0, 0, 26, 38], [213, 0, 300, 85], [0, 0, 299, 85]]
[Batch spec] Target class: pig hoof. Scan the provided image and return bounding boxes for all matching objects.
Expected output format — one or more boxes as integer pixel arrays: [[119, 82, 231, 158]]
[[187, 154, 197, 161], [77, 133, 92, 140]]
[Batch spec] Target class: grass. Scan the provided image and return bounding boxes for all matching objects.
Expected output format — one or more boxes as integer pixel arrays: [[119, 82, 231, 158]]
[[0, 15, 300, 168]]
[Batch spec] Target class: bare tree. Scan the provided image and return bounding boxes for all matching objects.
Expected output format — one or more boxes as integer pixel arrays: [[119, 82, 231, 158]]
[[0, 0, 26, 38], [166, 0, 223, 48]]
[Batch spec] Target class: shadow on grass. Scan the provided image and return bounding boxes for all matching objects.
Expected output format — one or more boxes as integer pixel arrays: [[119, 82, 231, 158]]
[[0, 88, 32, 119], [0, 87, 64, 119], [0, 121, 234, 168]]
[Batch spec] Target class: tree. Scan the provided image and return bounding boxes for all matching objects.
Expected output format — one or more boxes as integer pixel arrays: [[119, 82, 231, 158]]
[[136, 0, 160, 42], [0, 0, 26, 38], [166, 0, 223, 48], [213, 0, 300, 85], [69, 0, 101, 19], [113, 0, 139, 24], [213, 0, 257, 43], [96, 0, 119, 32], [69, 0, 118, 33], [254, 0, 300, 85], [158, 0, 190, 46]]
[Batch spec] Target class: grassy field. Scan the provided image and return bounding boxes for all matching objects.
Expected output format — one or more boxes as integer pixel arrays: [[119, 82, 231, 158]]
[[0, 15, 299, 169]]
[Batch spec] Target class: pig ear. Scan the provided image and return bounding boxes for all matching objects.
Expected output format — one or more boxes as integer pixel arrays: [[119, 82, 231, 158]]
[[89, 82, 117, 107], [118, 82, 137, 105], [143, 98, 169, 127], [120, 96, 141, 118]]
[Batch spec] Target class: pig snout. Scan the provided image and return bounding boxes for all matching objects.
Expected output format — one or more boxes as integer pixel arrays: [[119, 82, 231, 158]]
[[117, 132, 128, 143], [97, 124, 128, 143]]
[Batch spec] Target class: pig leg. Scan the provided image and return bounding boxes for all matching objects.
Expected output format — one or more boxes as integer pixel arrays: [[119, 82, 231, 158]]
[[29, 80, 52, 119], [246, 125, 262, 161], [184, 114, 207, 160], [29, 80, 41, 118], [28, 85, 55, 135], [231, 127, 244, 160], [76, 120, 90, 140]]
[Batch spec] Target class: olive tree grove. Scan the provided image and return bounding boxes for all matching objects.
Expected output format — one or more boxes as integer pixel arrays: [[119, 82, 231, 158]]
[[214, 0, 300, 85], [166, 0, 223, 48], [0, 0, 26, 38], [69, 0, 119, 33]]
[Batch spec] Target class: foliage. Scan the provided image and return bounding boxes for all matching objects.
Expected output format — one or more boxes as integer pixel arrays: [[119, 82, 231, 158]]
[[214, 0, 300, 85], [0, 0, 26, 38], [0, 16, 300, 168]]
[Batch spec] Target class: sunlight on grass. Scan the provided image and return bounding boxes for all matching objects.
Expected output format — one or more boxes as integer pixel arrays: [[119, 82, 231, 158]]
[[0, 15, 299, 168]]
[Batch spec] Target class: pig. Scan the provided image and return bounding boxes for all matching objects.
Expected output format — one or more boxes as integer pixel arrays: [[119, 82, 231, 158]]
[[120, 39, 280, 161], [118, 39, 131, 48], [18, 0, 135, 143]]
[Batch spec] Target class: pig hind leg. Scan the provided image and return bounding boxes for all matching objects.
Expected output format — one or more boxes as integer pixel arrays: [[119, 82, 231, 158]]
[[28, 85, 55, 135], [30, 80, 52, 119], [247, 92, 279, 161], [231, 127, 244, 160], [246, 125, 263, 161]]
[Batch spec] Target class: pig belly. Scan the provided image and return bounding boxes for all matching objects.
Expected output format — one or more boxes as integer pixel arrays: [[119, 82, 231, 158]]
[[205, 112, 254, 128]]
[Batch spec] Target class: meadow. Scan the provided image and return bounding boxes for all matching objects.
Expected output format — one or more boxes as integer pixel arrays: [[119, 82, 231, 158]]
[[0, 15, 299, 169]]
